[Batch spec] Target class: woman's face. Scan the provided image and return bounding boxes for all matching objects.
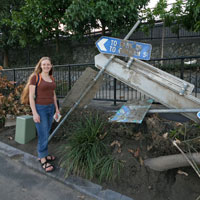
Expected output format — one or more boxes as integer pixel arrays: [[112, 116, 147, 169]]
[[40, 59, 52, 73]]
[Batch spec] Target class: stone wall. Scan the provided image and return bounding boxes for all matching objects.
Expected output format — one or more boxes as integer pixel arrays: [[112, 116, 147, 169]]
[[0, 35, 200, 68], [150, 37, 200, 59], [68, 37, 200, 64]]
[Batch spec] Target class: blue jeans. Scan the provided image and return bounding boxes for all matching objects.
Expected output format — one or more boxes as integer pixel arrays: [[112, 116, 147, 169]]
[[35, 104, 55, 158]]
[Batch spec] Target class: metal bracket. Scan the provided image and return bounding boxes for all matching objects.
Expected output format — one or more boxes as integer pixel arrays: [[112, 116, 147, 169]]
[[179, 83, 189, 96], [126, 57, 134, 68]]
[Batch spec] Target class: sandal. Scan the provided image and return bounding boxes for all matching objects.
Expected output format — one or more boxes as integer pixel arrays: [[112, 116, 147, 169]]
[[40, 160, 55, 173], [38, 155, 56, 162], [46, 155, 56, 161]]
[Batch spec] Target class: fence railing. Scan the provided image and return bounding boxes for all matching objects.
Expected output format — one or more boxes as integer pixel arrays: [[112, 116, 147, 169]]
[[1, 55, 200, 105], [129, 24, 200, 41], [87, 22, 200, 41]]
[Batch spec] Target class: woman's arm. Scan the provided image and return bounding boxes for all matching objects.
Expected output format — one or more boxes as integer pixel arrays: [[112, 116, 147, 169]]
[[53, 90, 60, 114], [29, 85, 40, 123]]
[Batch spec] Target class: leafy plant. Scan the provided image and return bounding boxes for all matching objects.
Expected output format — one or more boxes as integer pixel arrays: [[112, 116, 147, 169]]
[[0, 0, 24, 67], [11, 0, 70, 53], [63, 0, 149, 37], [0, 68, 31, 127], [169, 124, 187, 140], [58, 113, 123, 182], [169, 122, 200, 155], [144, 0, 200, 33]]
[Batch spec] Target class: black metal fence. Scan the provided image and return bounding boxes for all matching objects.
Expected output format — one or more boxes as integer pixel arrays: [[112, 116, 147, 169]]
[[130, 24, 200, 41], [88, 23, 200, 41], [1, 55, 200, 105]]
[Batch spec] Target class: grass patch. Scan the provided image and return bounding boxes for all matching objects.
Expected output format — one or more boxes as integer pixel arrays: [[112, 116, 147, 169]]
[[58, 112, 123, 182], [96, 155, 123, 182]]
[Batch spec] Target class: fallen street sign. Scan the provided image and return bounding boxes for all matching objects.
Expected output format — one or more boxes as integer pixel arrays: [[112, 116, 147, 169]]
[[95, 36, 152, 60]]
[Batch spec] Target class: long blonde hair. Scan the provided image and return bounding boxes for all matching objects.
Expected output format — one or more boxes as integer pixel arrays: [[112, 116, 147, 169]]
[[21, 57, 53, 104]]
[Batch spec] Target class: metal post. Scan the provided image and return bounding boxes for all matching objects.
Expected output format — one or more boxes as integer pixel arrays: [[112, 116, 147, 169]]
[[113, 78, 117, 106], [180, 59, 184, 79], [13, 69, 16, 87], [48, 20, 141, 142], [195, 71, 198, 97], [68, 65, 71, 90], [148, 108, 200, 113]]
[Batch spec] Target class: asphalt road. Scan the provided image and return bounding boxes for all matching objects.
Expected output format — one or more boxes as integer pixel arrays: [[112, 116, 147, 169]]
[[0, 153, 95, 200]]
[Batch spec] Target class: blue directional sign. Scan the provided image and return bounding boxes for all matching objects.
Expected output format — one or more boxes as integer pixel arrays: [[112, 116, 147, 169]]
[[96, 36, 152, 60]]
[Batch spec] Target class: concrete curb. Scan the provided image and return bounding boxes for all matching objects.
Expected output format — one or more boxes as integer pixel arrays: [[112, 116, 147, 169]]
[[0, 141, 133, 200]]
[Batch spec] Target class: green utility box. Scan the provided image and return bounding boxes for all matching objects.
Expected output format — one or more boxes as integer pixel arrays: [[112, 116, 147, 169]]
[[15, 115, 36, 144]]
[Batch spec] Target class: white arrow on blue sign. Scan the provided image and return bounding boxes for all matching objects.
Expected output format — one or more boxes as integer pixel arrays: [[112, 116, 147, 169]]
[[197, 111, 200, 119], [96, 36, 152, 60]]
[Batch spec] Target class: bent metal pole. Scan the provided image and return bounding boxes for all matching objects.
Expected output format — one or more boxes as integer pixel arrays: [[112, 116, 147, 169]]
[[48, 20, 141, 142]]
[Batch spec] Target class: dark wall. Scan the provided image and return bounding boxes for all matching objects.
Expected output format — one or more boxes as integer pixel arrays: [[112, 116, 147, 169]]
[[1, 32, 200, 68]]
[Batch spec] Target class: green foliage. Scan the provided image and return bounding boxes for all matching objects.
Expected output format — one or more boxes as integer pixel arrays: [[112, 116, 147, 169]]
[[59, 114, 107, 179], [183, 0, 200, 32], [0, 69, 31, 126], [96, 155, 123, 182], [63, 0, 150, 37], [144, 0, 200, 33], [59, 113, 123, 182], [169, 127, 186, 140], [153, 0, 168, 19], [0, 0, 24, 67], [11, 0, 71, 48], [0, 0, 23, 46], [169, 123, 200, 143]]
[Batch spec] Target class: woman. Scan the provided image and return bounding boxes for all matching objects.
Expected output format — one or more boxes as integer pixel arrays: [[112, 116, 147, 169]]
[[21, 57, 60, 172]]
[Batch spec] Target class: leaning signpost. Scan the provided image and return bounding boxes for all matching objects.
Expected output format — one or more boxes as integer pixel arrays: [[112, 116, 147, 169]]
[[94, 35, 200, 123], [94, 29, 200, 178], [49, 20, 200, 143], [48, 21, 141, 142]]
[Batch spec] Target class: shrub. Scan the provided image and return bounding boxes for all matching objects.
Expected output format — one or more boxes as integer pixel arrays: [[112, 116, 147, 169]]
[[0, 68, 31, 127], [58, 113, 123, 182]]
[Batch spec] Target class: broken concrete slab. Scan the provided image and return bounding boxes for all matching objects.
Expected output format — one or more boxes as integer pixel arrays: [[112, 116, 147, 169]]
[[61, 67, 103, 110]]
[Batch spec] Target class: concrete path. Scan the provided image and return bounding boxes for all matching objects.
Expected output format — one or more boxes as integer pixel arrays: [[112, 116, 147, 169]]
[[0, 141, 133, 200], [0, 152, 95, 200]]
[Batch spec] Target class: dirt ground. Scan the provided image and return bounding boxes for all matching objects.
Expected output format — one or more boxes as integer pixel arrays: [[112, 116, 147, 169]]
[[1, 104, 200, 200]]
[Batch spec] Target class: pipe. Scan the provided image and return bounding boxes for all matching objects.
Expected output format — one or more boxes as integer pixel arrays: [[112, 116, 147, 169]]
[[144, 153, 200, 171], [148, 108, 200, 113]]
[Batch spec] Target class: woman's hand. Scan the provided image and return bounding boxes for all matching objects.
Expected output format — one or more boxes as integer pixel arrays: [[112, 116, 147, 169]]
[[54, 109, 60, 118], [55, 109, 60, 115], [33, 113, 40, 123], [54, 109, 61, 122]]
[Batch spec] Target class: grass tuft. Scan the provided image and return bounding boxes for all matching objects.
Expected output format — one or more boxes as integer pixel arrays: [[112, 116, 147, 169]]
[[58, 113, 123, 182]]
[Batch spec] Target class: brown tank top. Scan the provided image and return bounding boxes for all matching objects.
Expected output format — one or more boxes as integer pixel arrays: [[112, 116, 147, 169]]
[[30, 75, 56, 105]]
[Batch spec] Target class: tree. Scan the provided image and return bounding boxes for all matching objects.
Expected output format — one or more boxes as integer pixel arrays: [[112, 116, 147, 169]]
[[0, 0, 24, 68], [62, 0, 150, 37], [145, 0, 200, 33], [12, 0, 71, 53], [182, 0, 200, 32]]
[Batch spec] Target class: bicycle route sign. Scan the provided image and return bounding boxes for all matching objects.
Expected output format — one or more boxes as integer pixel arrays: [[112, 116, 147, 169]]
[[96, 36, 152, 60]]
